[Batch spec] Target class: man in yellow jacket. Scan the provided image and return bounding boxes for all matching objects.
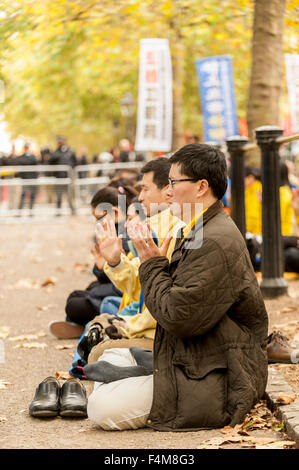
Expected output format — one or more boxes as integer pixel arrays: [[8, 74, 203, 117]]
[[88, 158, 185, 358]]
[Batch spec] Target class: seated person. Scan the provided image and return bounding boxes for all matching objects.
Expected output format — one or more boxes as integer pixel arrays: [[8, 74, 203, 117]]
[[70, 158, 185, 374], [86, 158, 185, 360], [279, 160, 296, 236], [29, 159, 184, 419], [97, 197, 147, 318], [244, 166, 262, 236], [48, 182, 138, 339], [87, 143, 269, 432]]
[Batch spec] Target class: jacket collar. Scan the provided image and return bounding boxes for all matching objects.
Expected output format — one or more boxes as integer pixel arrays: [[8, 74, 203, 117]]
[[172, 199, 224, 255], [202, 199, 224, 226]]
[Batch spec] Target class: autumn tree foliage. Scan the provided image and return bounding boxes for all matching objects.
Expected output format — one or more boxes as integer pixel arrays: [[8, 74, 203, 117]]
[[0, 0, 297, 154]]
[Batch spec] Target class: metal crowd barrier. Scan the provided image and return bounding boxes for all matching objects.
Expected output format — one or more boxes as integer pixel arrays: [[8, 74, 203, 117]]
[[226, 126, 299, 299], [0, 162, 144, 218], [73, 162, 144, 214]]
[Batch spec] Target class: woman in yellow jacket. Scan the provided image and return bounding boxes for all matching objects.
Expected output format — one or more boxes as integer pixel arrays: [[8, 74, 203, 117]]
[[245, 163, 296, 237], [245, 166, 262, 235], [279, 160, 295, 236]]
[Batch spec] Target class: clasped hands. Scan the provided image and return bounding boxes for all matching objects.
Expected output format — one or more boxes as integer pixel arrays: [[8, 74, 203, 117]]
[[95, 218, 172, 264]]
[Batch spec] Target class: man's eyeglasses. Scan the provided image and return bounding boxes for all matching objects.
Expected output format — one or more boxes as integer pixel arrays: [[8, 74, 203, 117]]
[[168, 178, 198, 188]]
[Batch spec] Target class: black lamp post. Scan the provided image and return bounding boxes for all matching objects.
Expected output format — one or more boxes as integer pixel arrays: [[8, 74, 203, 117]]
[[255, 125, 288, 298], [226, 135, 248, 239]]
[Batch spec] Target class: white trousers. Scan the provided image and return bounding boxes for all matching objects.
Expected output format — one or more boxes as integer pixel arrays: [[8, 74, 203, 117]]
[[87, 348, 153, 430]]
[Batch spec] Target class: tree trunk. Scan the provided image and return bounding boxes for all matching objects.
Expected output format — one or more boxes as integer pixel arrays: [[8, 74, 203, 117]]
[[246, 0, 286, 166]]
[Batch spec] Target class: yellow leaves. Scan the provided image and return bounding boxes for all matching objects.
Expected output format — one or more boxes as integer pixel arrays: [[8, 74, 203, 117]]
[[9, 334, 41, 342], [74, 262, 89, 273], [124, 2, 141, 15], [280, 306, 297, 313], [7, 331, 47, 350], [37, 304, 56, 311], [55, 371, 72, 380], [0, 380, 11, 390], [214, 32, 230, 41], [197, 435, 295, 449], [0, 326, 10, 339], [40, 276, 57, 287], [4, 276, 57, 289], [13, 342, 47, 349], [197, 401, 296, 449], [276, 393, 297, 405], [161, 0, 174, 16], [14, 279, 40, 289], [0, 0, 296, 152], [55, 344, 75, 350]]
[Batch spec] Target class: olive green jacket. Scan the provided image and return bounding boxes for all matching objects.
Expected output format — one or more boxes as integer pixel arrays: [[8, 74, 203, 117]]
[[139, 200, 268, 431]]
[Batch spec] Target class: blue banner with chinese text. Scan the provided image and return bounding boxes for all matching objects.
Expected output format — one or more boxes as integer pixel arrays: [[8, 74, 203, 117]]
[[195, 55, 238, 143]]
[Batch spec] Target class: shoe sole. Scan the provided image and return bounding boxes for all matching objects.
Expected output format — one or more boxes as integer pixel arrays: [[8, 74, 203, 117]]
[[60, 409, 87, 418], [48, 321, 85, 339], [30, 410, 59, 418]]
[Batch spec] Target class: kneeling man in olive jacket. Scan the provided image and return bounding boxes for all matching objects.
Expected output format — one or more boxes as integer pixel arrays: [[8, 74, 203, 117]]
[[131, 143, 268, 431]]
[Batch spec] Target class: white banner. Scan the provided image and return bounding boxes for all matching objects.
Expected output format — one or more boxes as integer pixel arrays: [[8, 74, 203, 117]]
[[285, 53, 299, 132], [135, 38, 172, 152]]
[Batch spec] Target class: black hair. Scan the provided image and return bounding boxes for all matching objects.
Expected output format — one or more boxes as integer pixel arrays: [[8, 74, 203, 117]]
[[113, 168, 140, 181], [169, 143, 228, 200], [245, 166, 261, 181], [279, 160, 291, 187], [108, 178, 139, 192], [141, 157, 171, 189], [128, 196, 146, 221], [90, 183, 137, 211]]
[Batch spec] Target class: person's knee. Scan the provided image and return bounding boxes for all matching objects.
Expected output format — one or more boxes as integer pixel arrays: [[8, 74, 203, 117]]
[[87, 388, 124, 429], [65, 297, 95, 325], [87, 375, 153, 430]]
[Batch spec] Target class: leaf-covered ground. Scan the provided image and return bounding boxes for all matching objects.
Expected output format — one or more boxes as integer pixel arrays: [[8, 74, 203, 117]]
[[0, 216, 297, 449]]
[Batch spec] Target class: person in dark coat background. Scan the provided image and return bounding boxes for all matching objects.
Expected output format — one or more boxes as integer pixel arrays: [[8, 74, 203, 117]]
[[16, 142, 39, 214], [49, 136, 77, 214]]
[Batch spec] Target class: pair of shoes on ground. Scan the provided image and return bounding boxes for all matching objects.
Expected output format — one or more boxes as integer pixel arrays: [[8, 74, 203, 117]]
[[48, 320, 85, 339], [29, 376, 87, 418], [267, 330, 299, 364]]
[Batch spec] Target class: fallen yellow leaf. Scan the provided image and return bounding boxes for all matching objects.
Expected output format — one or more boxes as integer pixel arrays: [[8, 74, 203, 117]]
[[37, 304, 57, 311], [0, 327, 10, 339], [74, 262, 89, 273], [13, 342, 47, 349], [55, 344, 75, 350], [41, 277, 57, 287], [9, 334, 39, 342], [55, 371, 72, 380], [31, 257, 43, 264], [265, 441, 296, 449], [276, 393, 296, 405], [0, 380, 11, 390], [15, 279, 39, 289], [56, 266, 66, 272], [280, 306, 297, 313]]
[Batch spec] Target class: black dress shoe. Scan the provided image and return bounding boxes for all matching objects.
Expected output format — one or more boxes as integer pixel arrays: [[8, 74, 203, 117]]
[[29, 376, 60, 418], [60, 378, 87, 418]]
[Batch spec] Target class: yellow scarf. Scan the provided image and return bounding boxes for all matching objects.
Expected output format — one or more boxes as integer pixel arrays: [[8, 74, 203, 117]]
[[182, 208, 208, 240]]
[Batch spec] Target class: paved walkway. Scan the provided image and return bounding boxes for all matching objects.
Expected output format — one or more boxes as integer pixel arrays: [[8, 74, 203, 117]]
[[0, 216, 298, 449]]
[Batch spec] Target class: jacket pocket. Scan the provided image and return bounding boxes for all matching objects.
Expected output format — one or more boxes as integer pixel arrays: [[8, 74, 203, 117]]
[[173, 358, 230, 429]]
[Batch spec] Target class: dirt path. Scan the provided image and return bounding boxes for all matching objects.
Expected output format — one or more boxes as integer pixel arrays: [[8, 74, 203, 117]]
[[0, 216, 297, 449]]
